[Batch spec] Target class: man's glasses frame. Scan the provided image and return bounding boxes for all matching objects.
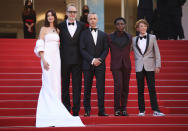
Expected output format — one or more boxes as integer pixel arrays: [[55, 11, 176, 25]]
[[67, 11, 77, 14]]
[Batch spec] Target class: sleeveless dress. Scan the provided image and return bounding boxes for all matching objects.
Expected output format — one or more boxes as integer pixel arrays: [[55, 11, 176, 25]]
[[34, 32, 85, 127]]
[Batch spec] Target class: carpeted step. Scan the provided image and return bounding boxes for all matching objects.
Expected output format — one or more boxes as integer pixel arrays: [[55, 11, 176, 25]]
[[0, 92, 188, 100], [1, 73, 188, 80], [0, 106, 170, 116], [0, 79, 187, 86], [0, 99, 187, 108], [1, 86, 188, 93], [0, 116, 188, 127], [1, 54, 188, 61]]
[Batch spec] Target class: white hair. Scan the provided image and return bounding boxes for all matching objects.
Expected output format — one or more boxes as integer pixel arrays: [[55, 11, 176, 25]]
[[88, 13, 98, 19], [66, 4, 77, 11]]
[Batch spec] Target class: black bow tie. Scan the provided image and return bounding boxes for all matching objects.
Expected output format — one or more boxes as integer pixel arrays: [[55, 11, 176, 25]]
[[139, 35, 147, 40], [90, 28, 97, 32], [68, 22, 74, 26]]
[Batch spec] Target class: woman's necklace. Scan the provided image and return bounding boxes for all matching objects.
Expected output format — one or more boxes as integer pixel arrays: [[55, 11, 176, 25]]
[[49, 27, 56, 32]]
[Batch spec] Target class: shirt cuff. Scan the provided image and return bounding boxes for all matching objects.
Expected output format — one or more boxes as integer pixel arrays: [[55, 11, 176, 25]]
[[91, 58, 96, 65]]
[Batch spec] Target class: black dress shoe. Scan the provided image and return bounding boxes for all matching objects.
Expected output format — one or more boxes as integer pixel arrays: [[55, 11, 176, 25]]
[[84, 111, 90, 117], [122, 111, 128, 116], [98, 112, 109, 116], [114, 111, 121, 116]]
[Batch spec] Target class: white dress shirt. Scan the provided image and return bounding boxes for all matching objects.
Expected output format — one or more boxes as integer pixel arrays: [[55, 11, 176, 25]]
[[66, 20, 77, 37], [90, 29, 98, 45], [138, 33, 147, 55], [90, 28, 99, 65]]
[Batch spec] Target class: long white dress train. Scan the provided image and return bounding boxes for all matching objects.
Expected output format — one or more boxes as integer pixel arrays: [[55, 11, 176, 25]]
[[34, 33, 85, 127]]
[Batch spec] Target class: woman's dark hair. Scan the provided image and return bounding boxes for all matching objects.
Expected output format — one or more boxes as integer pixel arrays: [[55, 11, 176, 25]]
[[114, 17, 127, 25], [23, 0, 35, 16], [24, 0, 33, 9], [82, 5, 89, 14], [44, 9, 58, 31]]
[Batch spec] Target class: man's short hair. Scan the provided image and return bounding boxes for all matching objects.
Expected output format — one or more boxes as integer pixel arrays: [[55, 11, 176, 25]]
[[114, 17, 126, 25], [135, 19, 149, 29], [88, 13, 98, 19]]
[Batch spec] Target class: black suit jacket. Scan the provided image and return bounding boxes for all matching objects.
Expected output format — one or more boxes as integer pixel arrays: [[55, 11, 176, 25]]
[[138, 0, 153, 10], [80, 29, 109, 70], [59, 21, 85, 64], [157, 0, 186, 15], [108, 32, 132, 71]]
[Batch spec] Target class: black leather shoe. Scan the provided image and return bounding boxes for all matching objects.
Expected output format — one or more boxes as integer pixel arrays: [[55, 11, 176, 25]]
[[84, 111, 90, 117], [114, 111, 121, 116], [73, 112, 79, 116], [122, 111, 128, 116], [98, 112, 109, 116]]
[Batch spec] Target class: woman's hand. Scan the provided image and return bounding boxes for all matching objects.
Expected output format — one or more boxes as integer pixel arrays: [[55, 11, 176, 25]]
[[40, 51, 49, 71], [42, 59, 50, 71]]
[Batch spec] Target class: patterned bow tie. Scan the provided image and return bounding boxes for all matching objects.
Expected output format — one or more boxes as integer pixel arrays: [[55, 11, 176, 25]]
[[90, 28, 98, 32], [68, 22, 74, 26], [139, 35, 147, 40]]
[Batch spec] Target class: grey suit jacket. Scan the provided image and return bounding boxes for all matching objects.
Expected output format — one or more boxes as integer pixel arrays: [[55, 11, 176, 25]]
[[132, 34, 161, 72]]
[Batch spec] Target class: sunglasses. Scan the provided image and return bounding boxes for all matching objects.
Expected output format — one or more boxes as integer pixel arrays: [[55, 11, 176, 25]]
[[67, 11, 77, 14]]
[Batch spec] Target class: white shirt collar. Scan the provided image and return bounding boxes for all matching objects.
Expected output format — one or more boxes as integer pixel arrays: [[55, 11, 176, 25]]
[[139, 33, 147, 37]]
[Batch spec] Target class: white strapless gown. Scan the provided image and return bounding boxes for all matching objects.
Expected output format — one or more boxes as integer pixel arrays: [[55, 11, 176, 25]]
[[35, 33, 85, 127]]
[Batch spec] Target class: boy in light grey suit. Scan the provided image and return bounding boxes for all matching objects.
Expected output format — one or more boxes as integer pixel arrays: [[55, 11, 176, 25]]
[[132, 19, 165, 116]]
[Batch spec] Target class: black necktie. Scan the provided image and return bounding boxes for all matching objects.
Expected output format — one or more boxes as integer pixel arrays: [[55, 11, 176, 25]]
[[90, 28, 97, 32], [140, 35, 147, 40], [68, 22, 74, 26]]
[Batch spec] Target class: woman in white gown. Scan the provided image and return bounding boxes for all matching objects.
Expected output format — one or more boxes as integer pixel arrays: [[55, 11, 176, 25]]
[[34, 9, 85, 127]]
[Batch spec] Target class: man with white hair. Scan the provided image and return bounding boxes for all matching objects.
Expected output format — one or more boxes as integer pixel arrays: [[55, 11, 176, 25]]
[[59, 4, 85, 116]]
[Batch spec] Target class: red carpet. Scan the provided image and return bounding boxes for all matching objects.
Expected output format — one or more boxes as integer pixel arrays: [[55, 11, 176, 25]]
[[0, 39, 188, 130]]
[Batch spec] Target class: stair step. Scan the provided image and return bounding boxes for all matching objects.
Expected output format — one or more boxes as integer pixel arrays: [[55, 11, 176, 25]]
[[0, 86, 188, 93], [0, 100, 187, 108], [1, 73, 188, 80], [0, 116, 188, 127], [0, 93, 188, 100], [0, 79, 187, 86]]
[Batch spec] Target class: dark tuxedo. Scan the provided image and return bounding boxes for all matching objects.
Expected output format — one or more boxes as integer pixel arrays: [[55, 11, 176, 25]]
[[108, 31, 132, 112], [157, 0, 186, 39], [80, 29, 109, 113], [58, 20, 85, 115], [167, 0, 186, 39]]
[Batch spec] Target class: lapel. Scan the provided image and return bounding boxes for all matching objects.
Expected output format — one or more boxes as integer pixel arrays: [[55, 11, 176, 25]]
[[136, 36, 143, 56], [95, 30, 100, 47], [88, 29, 98, 47], [72, 21, 81, 38], [62, 21, 72, 39], [143, 33, 150, 55]]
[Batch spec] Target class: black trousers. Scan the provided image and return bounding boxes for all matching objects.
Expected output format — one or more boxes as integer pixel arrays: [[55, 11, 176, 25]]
[[83, 67, 105, 113], [168, 13, 185, 40], [61, 64, 82, 114], [112, 68, 131, 112], [159, 13, 169, 40], [136, 68, 159, 112]]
